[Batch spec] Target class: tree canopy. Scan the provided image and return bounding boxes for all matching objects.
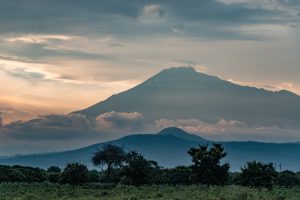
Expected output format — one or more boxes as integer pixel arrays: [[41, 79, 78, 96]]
[[92, 144, 127, 182], [188, 144, 229, 186]]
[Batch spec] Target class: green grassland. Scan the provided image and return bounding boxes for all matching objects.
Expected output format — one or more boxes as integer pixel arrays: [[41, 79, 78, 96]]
[[0, 183, 300, 200]]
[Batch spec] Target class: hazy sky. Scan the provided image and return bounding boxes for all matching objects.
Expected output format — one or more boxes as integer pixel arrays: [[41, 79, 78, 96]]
[[0, 0, 299, 124], [0, 0, 300, 154]]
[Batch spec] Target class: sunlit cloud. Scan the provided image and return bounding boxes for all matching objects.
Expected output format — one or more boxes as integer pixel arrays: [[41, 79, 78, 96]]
[[227, 78, 300, 95], [155, 118, 248, 134], [6, 34, 73, 44], [237, 24, 294, 39], [155, 117, 300, 142]]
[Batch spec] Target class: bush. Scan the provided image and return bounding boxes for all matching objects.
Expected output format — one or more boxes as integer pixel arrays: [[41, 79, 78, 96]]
[[88, 170, 100, 183], [121, 151, 159, 186], [163, 166, 193, 185], [48, 173, 61, 183], [47, 166, 61, 173], [12, 165, 46, 183], [61, 163, 88, 185], [277, 170, 299, 187], [240, 161, 277, 190]]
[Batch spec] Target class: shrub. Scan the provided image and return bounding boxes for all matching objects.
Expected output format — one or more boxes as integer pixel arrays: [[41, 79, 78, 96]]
[[61, 163, 88, 185]]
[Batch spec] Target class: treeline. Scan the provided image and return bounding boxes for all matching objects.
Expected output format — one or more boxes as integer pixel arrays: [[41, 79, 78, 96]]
[[1, 144, 300, 189]]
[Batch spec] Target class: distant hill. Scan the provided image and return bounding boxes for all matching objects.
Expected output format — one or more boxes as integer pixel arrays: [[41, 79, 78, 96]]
[[1, 127, 300, 171], [74, 67, 300, 129], [158, 127, 207, 142]]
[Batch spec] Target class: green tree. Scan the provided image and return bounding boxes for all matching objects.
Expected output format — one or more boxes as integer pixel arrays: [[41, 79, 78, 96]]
[[0, 166, 26, 183], [61, 163, 88, 185], [47, 166, 61, 173], [88, 170, 100, 183], [164, 166, 193, 185], [240, 161, 277, 190], [121, 151, 159, 186], [188, 144, 230, 186], [12, 165, 46, 183], [92, 144, 127, 182], [277, 170, 299, 188]]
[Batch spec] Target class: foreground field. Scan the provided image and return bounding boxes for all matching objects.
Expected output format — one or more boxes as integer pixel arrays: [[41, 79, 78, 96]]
[[0, 183, 300, 200]]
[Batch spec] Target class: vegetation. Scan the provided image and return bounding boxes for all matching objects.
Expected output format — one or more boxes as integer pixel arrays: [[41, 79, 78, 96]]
[[188, 144, 229, 186], [0, 183, 300, 200], [92, 144, 127, 182], [121, 151, 159, 186], [240, 161, 278, 190], [1, 143, 300, 199], [61, 163, 89, 185]]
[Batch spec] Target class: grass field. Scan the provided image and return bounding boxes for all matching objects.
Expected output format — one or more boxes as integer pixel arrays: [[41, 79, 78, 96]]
[[0, 183, 300, 200]]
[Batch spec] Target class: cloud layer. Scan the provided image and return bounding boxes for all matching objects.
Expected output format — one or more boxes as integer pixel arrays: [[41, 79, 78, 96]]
[[155, 118, 300, 143], [96, 111, 145, 131], [0, 111, 145, 141]]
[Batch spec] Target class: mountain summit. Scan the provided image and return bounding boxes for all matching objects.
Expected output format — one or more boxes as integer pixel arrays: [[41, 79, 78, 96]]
[[74, 67, 300, 129], [158, 127, 207, 142]]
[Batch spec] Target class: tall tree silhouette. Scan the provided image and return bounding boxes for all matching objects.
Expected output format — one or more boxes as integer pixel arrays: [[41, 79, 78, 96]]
[[122, 151, 159, 186], [188, 144, 229, 186], [92, 144, 127, 182]]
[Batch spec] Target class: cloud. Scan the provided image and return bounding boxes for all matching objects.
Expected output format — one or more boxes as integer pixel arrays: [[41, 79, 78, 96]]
[[0, 112, 145, 155], [0, 111, 144, 141], [216, 0, 299, 15], [154, 118, 300, 142], [0, 59, 58, 82], [0, 58, 116, 85], [276, 82, 299, 94], [5, 68, 46, 81], [155, 118, 247, 134], [204, 126, 300, 143], [2, 114, 95, 140], [227, 78, 300, 95], [139, 4, 165, 23], [6, 34, 72, 44], [96, 111, 144, 132], [0, 0, 298, 40], [217, 119, 247, 126]]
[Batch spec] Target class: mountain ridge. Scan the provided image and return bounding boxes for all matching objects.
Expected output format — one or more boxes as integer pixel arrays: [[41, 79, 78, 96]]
[[73, 67, 300, 129], [1, 127, 300, 171]]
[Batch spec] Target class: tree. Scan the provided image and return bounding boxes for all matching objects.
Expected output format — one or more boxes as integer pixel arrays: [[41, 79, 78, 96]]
[[12, 165, 46, 183], [163, 166, 193, 185], [240, 161, 277, 190], [61, 163, 88, 185], [121, 151, 159, 186], [88, 170, 100, 183], [92, 144, 127, 182], [0, 166, 25, 183], [188, 144, 230, 186], [277, 170, 299, 188], [47, 166, 62, 183], [47, 166, 61, 173]]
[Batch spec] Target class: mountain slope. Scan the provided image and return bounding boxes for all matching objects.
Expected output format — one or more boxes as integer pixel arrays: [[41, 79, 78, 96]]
[[1, 128, 300, 171], [74, 67, 300, 129], [158, 127, 207, 142]]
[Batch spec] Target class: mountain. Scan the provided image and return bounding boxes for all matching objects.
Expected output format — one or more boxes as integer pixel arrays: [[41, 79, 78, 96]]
[[158, 127, 207, 142], [1, 127, 300, 171], [74, 67, 300, 129]]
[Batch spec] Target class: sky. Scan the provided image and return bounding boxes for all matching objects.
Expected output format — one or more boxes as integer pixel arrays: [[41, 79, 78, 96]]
[[0, 0, 300, 155]]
